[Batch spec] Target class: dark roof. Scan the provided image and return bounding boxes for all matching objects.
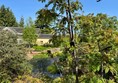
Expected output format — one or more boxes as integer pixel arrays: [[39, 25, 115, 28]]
[[0, 27, 23, 33], [2, 27, 40, 34], [0, 27, 52, 38], [39, 34, 52, 39], [10, 27, 23, 33]]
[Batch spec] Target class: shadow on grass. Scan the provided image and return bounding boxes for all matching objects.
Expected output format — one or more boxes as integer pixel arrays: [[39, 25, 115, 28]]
[[30, 56, 50, 72]]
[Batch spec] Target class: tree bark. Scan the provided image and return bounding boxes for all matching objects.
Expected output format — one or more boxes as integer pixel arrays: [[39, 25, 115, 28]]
[[67, 0, 79, 83]]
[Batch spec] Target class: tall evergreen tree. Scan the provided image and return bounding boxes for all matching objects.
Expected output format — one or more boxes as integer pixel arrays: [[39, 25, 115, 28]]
[[19, 16, 24, 27], [0, 5, 18, 27]]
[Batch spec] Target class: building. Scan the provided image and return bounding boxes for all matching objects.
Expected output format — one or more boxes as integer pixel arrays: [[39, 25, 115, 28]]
[[36, 34, 52, 45], [0, 27, 52, 45]]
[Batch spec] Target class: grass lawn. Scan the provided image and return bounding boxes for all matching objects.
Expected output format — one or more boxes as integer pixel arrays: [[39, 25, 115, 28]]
[[33, 53, 49, 59], [33, 45, 51, 51]]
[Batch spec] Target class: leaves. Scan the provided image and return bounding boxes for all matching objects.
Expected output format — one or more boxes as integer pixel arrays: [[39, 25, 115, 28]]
[[35, 9, 58, 27], [0, 31, 31, 82], [105, 67, 109, 74], [23, 17, 37, 45], [37, 0, 118, 82]]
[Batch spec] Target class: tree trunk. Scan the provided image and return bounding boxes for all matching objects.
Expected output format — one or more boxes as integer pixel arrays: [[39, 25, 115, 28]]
[[67, 0, 79, 82]]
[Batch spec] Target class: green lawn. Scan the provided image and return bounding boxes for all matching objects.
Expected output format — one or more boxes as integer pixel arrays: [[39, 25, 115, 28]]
[[33, 53, 49, 59], [33, 45, 51, 51]]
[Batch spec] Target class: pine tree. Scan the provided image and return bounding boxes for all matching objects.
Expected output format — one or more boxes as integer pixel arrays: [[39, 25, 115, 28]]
[[19, 16, 24, 27], [0, 5, 18, 27]]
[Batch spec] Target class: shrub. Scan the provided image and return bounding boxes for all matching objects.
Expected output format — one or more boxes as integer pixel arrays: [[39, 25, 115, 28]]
[[47, 64, 59, 74], [0, 31, 32, 82], [14, 75, 43, 83]]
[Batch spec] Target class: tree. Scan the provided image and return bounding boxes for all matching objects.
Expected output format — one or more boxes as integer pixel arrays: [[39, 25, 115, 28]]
[[37, 0, 82, 44], [40, 27, 54, 34], [35, 9, 56, 34], [19, 16, 24, 27], [0, 5, 18, 27], [23, 17, 37, 48], [37, 0, 82, 82], [75, 13, 118, 82], [49, 34, 63, 47], [0, 31, 31, 82], [52, 13, 118, 83], [37, 0, 112, 83]]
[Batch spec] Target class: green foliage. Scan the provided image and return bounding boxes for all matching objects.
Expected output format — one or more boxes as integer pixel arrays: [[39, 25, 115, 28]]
[[33, 45, 51, 51], [37, 0, 118, 82], [53, 77, 62, 83], [37, 73, 53, 83], [23, 27, 37, 45], [47, 64, 59, 74], [19, 16, 24, 27], [35, 9, 57, 27], [48, 13, 118, 82], [40, 27, 54, 34], [50, 35, 63, 47], [0, 5, 18, 27], [75, 13, 118, 82], [23, 17, 37, 47], [79, 73, 106, 83], [0, 31, 32, 82], [37, 0, 82, 41], [53, 75, 76, 83], [14, 75, 43, 83], [33, 53, 48, 59]]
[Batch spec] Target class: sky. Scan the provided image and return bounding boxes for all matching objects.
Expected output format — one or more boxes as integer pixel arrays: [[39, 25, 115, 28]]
[[0, 0, 118, 22]]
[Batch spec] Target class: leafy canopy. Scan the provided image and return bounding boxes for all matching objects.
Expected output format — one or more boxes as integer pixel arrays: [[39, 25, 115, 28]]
[[23, 17, 37, 46]]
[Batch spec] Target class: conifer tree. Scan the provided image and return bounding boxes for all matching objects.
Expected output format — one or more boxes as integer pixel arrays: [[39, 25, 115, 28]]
[[0, 5, 18, 27]]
